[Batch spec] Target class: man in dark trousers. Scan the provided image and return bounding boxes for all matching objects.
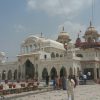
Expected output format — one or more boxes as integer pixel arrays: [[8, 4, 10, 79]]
[[62, 76, 67, 90], [46, 75, 49, 86]]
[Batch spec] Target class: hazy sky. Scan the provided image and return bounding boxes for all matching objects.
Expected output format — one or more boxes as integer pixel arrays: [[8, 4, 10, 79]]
[[0, 0, 100, 61]]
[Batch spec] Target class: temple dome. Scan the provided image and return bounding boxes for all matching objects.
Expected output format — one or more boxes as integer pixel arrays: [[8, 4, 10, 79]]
[[57, 27, 71, 44], [85, 22, 99, 37], [58, 31, 69, 39]]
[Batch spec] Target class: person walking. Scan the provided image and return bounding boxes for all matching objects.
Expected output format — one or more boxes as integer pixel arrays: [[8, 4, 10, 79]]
[[46, 75, 49, 86], [83, 74, 87, 85], [62, 76, 67, 90], [67, 75, 75, 100]]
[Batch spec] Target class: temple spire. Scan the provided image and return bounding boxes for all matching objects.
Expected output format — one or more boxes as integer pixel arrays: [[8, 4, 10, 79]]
[[40, 32, 43, 38], [62, 26, 64, 32], [78, 30, 81, 38], [90, 20, 92, 27]]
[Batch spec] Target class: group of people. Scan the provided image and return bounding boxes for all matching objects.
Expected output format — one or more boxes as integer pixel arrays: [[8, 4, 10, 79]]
[[79, 71, 92, 85], [45, 75, 77, 100]]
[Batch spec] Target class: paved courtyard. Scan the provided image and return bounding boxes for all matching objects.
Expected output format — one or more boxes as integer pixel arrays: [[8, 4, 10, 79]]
[[4, 84, 100, 100]]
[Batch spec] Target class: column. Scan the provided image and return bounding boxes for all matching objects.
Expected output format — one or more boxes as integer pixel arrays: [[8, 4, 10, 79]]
[[94, 68, 97, 80], [99, 68, 100, 78]]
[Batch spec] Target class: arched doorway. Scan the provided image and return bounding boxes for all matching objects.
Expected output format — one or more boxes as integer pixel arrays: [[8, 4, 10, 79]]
[[74, 67, 76, 75], [69, 67, 73, 75], [7, 70, 12, 80], [14, 69, 17, 80], [25, 60, 35, 79], [50, 67, 57, 80], [60, 67, 67, 77], [18, 66, 21, 80], [77, 67, 80, 76], [2, 70, 6, 80], [42, 68, 48, 80], [35, 64, 38, 79]]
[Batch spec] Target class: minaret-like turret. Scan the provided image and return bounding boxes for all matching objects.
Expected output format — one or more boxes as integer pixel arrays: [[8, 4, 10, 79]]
[[75, 31, 81, 48], [83, 21, 100, 43]]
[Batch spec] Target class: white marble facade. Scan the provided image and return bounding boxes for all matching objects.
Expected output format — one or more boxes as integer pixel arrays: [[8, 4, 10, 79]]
[[0, 25, 100, 81]]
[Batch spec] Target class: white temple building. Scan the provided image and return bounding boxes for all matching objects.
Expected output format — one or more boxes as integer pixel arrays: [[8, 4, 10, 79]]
[[0, 22, 100, 81]]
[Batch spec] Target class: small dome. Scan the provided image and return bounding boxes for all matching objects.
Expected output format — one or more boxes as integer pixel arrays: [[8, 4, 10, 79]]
[[85, 26, 98, 35], [85, 22, 99, 36]]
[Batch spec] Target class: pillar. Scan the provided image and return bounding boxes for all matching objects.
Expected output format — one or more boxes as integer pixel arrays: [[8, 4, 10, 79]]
[[94, 68, 97, 80], [99, 68, 100, 78]]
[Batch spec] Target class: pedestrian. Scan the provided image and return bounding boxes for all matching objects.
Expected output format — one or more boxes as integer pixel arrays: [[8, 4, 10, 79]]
[[46, 75, 49, 86], [83, 74, 87, 85], [87, 72, 91, 80], [62, 76, 67, 90], [72, 75, 77, 87], [53, 77, 56, 89], [67, 75, 75, 100], [55, 76, 59, 89], [59, 77, 62, 89]]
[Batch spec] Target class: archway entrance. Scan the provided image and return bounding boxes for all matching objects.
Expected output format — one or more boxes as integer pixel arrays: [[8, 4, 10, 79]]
[[8, 70, 12, 80], [60, 67, 67, 77], [25, 60, 35, 79], [42, 68, 48, 80], [50, 67, 57, 80], [14, 69, 17, 80], [2, 70, 6, 80], [69, 67, 73, 75]]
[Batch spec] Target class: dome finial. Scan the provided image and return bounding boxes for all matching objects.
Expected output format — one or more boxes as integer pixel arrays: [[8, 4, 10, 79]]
[[90, 20, 92, 27], [62, 26, 64, 31]]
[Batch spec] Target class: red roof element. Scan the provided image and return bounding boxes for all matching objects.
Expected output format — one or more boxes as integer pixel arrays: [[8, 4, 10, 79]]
[[79, 42, 100, 48], [75, 37, 81, 48]]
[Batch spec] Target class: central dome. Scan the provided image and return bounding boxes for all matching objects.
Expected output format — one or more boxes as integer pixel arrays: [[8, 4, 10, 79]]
[[57, 27, 71, 44]]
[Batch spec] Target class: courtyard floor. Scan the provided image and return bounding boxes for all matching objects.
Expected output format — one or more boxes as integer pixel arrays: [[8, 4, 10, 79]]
[[3, 84, 100, 100]]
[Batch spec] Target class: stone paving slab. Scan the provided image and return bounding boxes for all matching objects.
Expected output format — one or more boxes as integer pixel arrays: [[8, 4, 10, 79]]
[[2, 84, 100, 100]]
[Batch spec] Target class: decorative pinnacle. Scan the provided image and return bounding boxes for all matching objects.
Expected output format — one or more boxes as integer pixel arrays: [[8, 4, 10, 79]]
[[78, 30, 81, 38], [41, 32, 43, 37], [62, 26, 64, 31], [90, 20, 92, 27]]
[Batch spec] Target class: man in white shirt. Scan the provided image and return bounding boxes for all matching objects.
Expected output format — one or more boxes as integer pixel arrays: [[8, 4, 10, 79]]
[[83, 74, 87, 85]]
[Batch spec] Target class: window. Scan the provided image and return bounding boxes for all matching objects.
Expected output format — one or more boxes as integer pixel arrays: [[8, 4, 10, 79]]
[[56, 53, 59, 57], [44, 55, 47, 60], [51, 52, 55, 58], [60, 54, 63, 57], [76, 54, 83, 57]]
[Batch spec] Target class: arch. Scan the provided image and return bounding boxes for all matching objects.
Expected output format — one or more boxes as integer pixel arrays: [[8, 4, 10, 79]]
[[42, 68, 48, 80], [77, 67, 80, 76], [18, 65, 21, 80], [2, 70, 6, 80], [35, 64, 38, 79], [0, 72, 1, 80], [60, 54, 63, 57], [69, 67, 73, 75], [25, 59, 35, 79], [56, 53, 59, 57], [74, 67, 76, 75], [14, 69, 17, 80], [60, 66, 67, 77], [50, 67, 57, 80], [7, 70, 12, 80], [51, 52, 55, 58]]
